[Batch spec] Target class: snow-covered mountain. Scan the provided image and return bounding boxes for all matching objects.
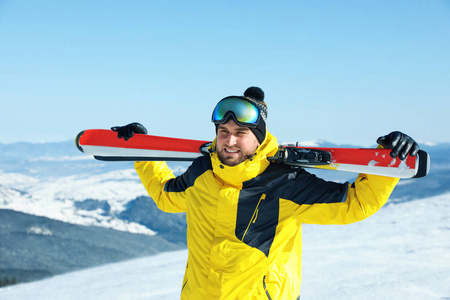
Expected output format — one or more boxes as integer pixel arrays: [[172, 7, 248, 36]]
[[0, 139, 191, 235], [0, 168, 155, 234], [1, 139, 448, 235], [0, 140, 192, 284], [1, 192, 449, 300], [0, 209, 182, 284], [1, 139, 449, 287]]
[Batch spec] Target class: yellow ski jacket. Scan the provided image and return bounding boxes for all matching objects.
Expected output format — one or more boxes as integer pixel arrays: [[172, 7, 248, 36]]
[[135, 131, 399, 300]]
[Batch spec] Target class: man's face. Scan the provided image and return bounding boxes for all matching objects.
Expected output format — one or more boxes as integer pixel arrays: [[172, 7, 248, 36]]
[[216, 120, 260, 166]]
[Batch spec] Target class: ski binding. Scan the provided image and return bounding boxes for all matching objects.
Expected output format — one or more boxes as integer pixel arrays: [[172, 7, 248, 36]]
[[268, 146, 332, 166]]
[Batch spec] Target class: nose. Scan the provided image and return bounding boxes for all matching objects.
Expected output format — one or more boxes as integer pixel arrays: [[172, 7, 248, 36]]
[[226, 134, 237, 146]]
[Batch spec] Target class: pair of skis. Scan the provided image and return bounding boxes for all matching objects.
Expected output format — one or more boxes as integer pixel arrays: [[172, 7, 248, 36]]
[[75, 129, 430, 179]]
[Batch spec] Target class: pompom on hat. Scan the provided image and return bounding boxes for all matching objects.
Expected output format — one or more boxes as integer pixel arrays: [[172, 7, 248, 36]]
[[243, 86, 267, 121]]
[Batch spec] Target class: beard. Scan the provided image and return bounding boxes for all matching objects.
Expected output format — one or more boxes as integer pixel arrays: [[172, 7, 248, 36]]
[[217, 148, 250, 166]]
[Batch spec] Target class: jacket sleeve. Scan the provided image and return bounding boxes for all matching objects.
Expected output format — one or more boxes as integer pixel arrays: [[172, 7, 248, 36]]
[[294, 173, 399, 225], [135, 161, 187, 213]]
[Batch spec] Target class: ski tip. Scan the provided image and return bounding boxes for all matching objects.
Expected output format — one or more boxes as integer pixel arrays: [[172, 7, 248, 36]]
[[412, 150, 430, 178], [75, 130, 85, 153]]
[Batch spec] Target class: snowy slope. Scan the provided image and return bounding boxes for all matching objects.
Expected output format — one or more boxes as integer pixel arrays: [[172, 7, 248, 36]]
[[1, 193, 449, 300], [0, 250, 188, 300]]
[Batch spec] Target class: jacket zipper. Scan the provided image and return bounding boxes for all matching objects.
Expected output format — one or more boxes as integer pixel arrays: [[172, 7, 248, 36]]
[[263, 275, 272, 300], [241, 193, 266, 242]]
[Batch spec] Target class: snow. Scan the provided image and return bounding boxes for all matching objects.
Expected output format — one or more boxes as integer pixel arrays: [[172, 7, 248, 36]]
[[27, 226, 53, 236], [301, 192, 450, 299], [29, 155, 93, 162], [1, 193, 449, 300], [0, 250, 188, 300], [0, 169, 155, 235], [420, 141, 438, 147]]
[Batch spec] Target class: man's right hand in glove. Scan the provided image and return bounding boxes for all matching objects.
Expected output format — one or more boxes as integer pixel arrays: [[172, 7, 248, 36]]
[[111, 122, 147, 141]]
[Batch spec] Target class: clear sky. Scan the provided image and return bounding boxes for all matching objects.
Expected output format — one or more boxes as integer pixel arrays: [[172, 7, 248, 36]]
[[1, 0, 449, 146]]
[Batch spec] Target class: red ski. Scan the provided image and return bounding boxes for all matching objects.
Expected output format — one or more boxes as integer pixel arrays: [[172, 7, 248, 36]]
[[76, 129, 209, 161], [75, 129, 429, 178]]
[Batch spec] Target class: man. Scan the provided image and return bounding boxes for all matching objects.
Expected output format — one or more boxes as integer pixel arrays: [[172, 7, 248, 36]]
[[112, 87, 419, 299]]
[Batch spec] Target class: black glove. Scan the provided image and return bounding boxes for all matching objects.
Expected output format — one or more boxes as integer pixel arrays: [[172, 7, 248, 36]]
[[376, 131, 419, 160], [111, 122, 147, 141]]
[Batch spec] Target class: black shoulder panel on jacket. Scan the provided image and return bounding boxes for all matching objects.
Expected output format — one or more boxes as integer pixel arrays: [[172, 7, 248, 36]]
[[235, 164, 349, 257], [164, 156, 212, 193], [280, 168, 349, 205]]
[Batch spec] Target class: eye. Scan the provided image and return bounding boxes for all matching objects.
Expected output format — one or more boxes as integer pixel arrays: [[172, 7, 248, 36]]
[[218, 128, 229, 136], [236, 128, 251, 135]]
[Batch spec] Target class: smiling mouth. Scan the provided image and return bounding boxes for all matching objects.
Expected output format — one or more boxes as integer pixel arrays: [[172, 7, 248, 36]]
[[224, 148, 240, 154]]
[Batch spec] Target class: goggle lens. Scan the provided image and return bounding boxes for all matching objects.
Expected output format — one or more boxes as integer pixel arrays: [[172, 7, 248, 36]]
[[212, 97, 260, 125]]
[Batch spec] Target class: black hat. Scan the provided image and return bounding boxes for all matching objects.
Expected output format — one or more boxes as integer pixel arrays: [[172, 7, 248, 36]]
[[214, 86, 268, 144]]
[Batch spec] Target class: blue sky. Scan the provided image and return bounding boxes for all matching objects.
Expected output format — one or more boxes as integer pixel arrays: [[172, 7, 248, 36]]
[[1, 0, 449, 146]]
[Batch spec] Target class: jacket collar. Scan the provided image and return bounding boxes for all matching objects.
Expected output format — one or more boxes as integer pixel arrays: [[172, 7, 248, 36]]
[[209, 131, 279, 187]]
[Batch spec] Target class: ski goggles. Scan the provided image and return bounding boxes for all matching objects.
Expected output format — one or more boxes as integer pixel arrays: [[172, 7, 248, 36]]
[[211, 96, 261, 127]]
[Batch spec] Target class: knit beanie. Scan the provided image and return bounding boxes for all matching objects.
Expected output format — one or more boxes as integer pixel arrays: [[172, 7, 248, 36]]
[[214, 86, 268, 144]]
